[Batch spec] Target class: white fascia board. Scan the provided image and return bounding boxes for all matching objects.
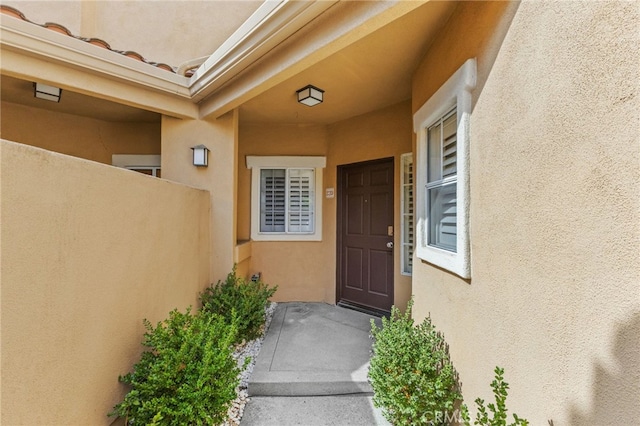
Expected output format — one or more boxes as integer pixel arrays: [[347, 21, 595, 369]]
[[189, 0, 338, 102], [0, 15, 191, 97]]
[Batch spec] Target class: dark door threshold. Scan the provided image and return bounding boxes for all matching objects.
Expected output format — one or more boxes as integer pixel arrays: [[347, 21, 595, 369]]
[[337, 300, 390, 318]]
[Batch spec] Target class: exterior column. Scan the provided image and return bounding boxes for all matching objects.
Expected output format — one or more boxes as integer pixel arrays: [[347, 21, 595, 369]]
[[161, 110, 238, 284]]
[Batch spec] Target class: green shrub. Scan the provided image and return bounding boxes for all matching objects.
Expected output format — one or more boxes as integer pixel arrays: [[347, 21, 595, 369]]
[[462, 367, 529, 426], [109, 308, 239, 425], [369, 299, 462, 425], [200, 266, 277, 343]]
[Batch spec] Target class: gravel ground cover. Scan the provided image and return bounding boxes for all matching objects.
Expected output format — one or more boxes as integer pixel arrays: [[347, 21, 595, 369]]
[[221, 302, 277, 426]]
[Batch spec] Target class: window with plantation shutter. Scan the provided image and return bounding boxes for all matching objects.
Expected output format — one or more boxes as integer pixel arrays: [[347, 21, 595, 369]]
[[413, 58, 475, 279], [247, 156, 325, 241]]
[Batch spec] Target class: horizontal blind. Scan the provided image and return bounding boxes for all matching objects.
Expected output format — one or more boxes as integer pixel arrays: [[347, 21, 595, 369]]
[[426, 107, 457, 252], [442, 112, 457, 178]]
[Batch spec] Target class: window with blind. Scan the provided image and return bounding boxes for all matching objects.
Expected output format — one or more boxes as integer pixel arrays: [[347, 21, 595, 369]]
[[401, 153, 414, 275], [247, 156, 325, 241], [413, 58, 475, 279], [427, 108, 457, 252]]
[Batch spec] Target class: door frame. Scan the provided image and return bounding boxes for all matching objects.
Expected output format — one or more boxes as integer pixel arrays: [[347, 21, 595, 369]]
[[336, 157, 394, 315]]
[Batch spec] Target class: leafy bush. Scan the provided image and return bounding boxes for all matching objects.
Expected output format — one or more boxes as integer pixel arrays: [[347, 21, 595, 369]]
[[109, 308, 239, 425], [369, 299, 462, 425], [462, 367, 529, 426], [200, 266, 277, 343]]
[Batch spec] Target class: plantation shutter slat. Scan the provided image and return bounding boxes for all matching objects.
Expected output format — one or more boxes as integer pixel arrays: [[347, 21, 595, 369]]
[[287, 168, 314, 233]]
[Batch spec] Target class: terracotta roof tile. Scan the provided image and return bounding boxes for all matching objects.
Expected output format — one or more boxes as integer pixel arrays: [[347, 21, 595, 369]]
[[1, 5, 177, 74]]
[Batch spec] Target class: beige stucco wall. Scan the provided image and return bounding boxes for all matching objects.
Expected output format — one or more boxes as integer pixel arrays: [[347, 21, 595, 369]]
[[0, 140, 210, 425], [238, 101, 412, 308], [0, 101, 160, 164], [2, 0, 262, 68], [238, 122, 331, 301], [161, 112, 238, 285], [411, 1, 640, 423]]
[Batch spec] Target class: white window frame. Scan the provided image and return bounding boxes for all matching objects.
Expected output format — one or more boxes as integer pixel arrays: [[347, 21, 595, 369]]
[[246, 156, 325, 241], [401, 153, 414, 276], [413, 58, 476, 279]]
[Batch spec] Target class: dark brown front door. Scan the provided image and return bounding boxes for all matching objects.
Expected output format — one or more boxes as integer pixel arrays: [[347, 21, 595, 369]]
[[337, 158, 394, 313]]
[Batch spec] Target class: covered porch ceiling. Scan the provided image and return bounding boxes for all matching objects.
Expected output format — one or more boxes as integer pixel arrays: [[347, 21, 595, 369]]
[[0, 1, 457, 126], [238, 1, 456, 125]]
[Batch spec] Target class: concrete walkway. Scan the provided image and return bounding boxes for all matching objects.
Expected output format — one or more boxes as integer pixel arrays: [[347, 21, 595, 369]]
[[241, 302, 391, 426]]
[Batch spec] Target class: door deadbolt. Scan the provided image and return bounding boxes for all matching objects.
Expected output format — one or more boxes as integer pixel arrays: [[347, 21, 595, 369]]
[[386, 242, 394, 249]]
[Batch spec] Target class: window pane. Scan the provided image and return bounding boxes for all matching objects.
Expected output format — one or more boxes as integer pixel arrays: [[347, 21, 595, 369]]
[[287, 169, 314, 233], [442, 111, 457, 178], [260, 169, 286, 232], [427, 123, 441, 182], [428, 181, 457, 252]]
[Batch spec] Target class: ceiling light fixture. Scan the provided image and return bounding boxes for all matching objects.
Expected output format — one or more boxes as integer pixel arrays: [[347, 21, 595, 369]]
[[296, 84, 324, 107], [34, 82, 62, 102]]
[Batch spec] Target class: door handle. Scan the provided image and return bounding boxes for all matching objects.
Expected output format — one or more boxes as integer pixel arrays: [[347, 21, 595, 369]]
[[386, 242, 394, 249]]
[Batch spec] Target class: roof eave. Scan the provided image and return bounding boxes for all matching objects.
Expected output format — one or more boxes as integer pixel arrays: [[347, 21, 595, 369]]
[[0, 14, 197, 118], [188, 0, 339, 103]]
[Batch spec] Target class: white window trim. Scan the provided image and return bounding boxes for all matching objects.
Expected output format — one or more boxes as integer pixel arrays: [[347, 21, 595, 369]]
[[413, 58, 476, 279], [112, 154, 161, 176], [246, 156, 326, 241]]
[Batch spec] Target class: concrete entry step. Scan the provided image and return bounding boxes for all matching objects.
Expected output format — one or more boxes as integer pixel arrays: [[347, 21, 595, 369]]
[[248, 302, 382, 397], [240, 395, 391, 426]]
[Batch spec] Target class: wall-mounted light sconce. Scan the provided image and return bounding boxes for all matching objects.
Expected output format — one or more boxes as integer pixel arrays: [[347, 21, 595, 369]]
[[296, 84, 324, 107], [191, 144, 209, 167], [34, 83, 62, 102]]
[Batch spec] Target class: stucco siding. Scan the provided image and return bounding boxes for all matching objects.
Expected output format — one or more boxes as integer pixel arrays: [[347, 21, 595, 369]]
[[238, 122, 331, 302], [0, 140, 210, 425], [411, 1, 639, 423]]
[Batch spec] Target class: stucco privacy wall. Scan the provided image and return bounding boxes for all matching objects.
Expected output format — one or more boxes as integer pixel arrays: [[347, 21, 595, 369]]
[[0, 140, 210, 425], [411, 1, 640, 423], [238, 101, 412, 307], [0, 101, 160, 164]]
